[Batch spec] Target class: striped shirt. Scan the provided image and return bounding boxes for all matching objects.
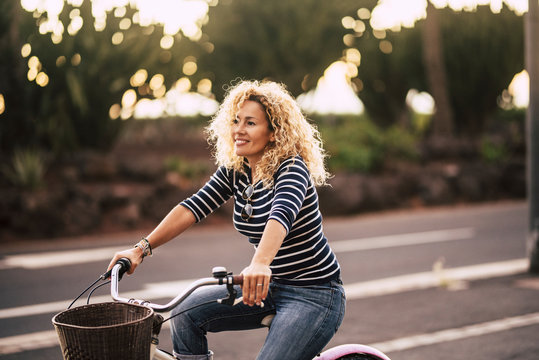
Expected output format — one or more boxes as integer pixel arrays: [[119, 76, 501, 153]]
[[180, 156, 340, 286]]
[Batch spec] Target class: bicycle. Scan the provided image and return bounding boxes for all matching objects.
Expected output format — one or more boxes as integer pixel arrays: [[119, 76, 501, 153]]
[[52, 258, 391, 360]]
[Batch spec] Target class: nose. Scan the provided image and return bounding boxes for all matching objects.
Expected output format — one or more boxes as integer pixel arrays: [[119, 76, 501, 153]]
[[234, 121, 246, 134]]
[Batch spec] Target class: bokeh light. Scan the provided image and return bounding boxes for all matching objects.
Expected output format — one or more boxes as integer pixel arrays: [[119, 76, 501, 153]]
[[407, 89, 436, 114], [508, 70, 529, 108], [130, 69, 148, 87], [369, 0, 528, 31], [297, 61, 364, 115], [0, 94, 5, 115]]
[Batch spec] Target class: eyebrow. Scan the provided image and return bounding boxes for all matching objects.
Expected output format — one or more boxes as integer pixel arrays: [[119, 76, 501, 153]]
[[236, 114, 259, 121]]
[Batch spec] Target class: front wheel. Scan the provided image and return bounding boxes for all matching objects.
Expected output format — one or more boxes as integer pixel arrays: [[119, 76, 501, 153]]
[[317, 344, 391, 360], [336, 354, 387, 360]]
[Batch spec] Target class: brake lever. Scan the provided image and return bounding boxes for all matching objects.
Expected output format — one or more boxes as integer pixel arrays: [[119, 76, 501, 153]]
[[217, 279, 238, 305]]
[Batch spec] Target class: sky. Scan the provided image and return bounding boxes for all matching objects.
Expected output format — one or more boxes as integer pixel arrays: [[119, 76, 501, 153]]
[[19, 0, 530, 118]]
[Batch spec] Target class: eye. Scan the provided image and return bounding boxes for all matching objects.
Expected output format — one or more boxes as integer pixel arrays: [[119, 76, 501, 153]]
[[247, 121, 255, 126], [232, 118, 239, 124]]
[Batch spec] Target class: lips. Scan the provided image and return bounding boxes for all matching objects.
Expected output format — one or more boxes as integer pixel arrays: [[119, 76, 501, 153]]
[[235, 139, 249, 146]]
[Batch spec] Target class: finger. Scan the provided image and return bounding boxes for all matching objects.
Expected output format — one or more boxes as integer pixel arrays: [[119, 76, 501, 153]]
[[261, 281, 269, 301], [241, 274, 251, 305], [248, 276, 258, 306], [255, 277, 267, 305], [107, 253, 121, 271]]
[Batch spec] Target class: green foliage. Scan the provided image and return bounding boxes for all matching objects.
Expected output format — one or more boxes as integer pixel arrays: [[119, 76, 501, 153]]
[[164, 156, 209, 180], [2, 149, 46, 190], [0, 0, 526, 162], [480, 136, 508, 163], [353, 1, 425, 127], [316, 115, 419, 173], [199, 0, 360, 99], [438, 5, 524, 136], [348, 2, 523, 138], [0, 1, 204, 155]]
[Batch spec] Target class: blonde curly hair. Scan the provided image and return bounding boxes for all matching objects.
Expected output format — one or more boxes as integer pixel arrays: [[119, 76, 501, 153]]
[[206, 80, 330, 188]]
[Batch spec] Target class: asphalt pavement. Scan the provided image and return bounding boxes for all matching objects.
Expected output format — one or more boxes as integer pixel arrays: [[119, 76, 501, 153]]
[[1, 200, 537, 359]]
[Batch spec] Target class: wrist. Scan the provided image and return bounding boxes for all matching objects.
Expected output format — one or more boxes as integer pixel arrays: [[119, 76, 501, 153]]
[[249, 260, 271, 269], [134, 237, 153, 259]]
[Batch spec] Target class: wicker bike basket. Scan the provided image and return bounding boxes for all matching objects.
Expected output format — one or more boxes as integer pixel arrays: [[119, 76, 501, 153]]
[[52, 302, 154, 360]]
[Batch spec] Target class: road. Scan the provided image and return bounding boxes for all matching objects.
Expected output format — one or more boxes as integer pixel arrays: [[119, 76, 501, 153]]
[[1, 201, 537, 359]]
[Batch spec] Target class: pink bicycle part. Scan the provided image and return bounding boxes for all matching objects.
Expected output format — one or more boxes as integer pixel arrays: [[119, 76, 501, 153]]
[[317, 344, 391, 360]]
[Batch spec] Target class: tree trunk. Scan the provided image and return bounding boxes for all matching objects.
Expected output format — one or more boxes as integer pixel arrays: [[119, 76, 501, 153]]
[[526, 0, 539, 273], [422, 1, 454, 138]]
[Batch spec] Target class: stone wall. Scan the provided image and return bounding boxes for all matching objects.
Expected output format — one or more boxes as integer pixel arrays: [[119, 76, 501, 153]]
[[0, 152, 525, 240], [0, 120, 526, 240]]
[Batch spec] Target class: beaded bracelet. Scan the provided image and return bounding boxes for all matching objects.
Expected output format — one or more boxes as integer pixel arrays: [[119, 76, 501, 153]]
[[134, 237, 153, 258]]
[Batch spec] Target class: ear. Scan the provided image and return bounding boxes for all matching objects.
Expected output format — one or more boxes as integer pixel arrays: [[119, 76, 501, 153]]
[[269, 132, 276, 143]]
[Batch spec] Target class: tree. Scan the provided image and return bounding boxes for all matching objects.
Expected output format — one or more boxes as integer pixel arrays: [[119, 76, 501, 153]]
[[422, 1, 454, 137], [0, 1, 37, 153], [348, 2, 523, 139], [438, 5, 523, 136], [0, 1, 205, 154], [352, 2, 425, 127], [197, 0, 359, 99]]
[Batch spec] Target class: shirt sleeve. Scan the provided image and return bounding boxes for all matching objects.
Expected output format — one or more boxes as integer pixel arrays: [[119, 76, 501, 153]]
[[180, 166, 234, 222], [268, 157, 309, 234]]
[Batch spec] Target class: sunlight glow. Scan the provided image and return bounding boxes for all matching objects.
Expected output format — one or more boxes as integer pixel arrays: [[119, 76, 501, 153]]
[[21, 0, 530, 119], [508, 70, 529, 108], [370, 0, 528, 30], [21, 0, 210, 40], [297, 61, 364, 115], [406, 89, 436, 115], [133, 91, 219, 119], [371, 0, 428, 31]]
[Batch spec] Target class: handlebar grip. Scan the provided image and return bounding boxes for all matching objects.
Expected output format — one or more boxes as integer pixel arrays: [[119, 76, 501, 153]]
[[232, 275, 243, 285], [116, 258, 131, 279], [102, 257, 132, 280]]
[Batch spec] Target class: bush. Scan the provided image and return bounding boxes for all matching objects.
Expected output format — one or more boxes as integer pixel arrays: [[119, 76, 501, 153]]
[[2, 149, 47, 190], [164, 156, 209, 180], [316, 115, 420, 173]]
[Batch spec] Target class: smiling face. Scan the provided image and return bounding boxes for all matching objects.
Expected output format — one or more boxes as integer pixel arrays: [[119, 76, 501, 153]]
[[231, 100, 275, 167]]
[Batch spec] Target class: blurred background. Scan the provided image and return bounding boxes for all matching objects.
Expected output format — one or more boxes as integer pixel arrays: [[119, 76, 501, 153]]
[[0, 0, 530, 240]]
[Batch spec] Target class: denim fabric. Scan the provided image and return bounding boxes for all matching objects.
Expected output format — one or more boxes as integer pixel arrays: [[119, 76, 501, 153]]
[[170, 281, 346, 360]]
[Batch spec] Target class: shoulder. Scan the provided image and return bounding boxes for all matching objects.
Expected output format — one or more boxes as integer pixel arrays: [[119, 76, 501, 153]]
[[275, 156, 310, 183], [277, 155, 308, 174]]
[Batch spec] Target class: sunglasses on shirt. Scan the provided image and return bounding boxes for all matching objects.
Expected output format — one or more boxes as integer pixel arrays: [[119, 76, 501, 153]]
[[241, 184, 254, 221]]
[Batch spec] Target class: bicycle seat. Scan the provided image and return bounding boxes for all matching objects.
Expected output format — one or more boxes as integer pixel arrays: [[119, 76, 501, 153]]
[[261, 314, 275, 327]]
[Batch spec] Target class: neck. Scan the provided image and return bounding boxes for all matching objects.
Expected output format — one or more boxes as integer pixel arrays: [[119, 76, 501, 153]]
[[245, 157, 259, 184]]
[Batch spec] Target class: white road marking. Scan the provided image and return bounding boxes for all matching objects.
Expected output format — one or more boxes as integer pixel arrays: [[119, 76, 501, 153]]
[[344, 258, 528, 299], [1, 259, 526, 321], [0, 228, 475, 270], [0, 246, 123, 270], [370, 312, 539, 354], [2, 311, 538, 356], [0, 330, 59, 355], [330, 228, 475, 253], [0, 258, 530, 355], [0, 279, 195, 320]]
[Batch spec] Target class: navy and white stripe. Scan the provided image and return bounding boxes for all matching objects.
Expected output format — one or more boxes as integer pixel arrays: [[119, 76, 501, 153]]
[[181, 156, 340, 286]]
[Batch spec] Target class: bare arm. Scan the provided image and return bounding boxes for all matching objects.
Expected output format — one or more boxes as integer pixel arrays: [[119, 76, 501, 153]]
[[107, 204, 196, 274], [241, 219, 287, 306]]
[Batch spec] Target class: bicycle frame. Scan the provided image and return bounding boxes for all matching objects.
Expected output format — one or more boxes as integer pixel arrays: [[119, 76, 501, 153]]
[[109, 261, 391, 360]]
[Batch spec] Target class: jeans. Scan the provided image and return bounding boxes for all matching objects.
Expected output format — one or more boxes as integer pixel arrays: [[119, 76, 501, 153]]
[[170, 280, 346, 360]]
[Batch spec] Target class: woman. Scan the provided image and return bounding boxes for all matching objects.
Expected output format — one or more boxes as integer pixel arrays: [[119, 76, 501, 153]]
[[108, 80, 345, 360]]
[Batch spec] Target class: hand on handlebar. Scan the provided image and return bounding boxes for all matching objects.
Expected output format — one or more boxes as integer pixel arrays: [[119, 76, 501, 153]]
[[240, 262, 271, 307], [107, 247, 143, 276]]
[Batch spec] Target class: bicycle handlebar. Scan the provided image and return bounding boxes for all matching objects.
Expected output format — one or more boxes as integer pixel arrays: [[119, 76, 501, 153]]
[[109, 258, 244, 312]]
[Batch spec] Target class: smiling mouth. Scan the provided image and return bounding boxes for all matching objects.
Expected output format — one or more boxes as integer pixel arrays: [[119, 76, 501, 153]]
[[235, 139, 249, 145]]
